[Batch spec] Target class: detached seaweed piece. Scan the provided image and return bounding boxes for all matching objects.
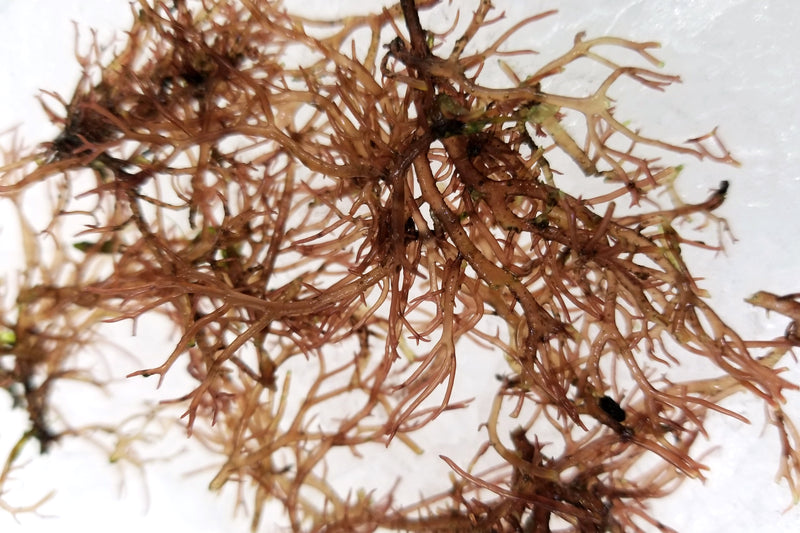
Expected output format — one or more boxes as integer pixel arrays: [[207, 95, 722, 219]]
[[1, 0, 798, 531]]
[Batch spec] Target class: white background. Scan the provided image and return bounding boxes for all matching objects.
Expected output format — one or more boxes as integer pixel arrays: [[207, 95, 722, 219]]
[[0, 1, 799, 532]]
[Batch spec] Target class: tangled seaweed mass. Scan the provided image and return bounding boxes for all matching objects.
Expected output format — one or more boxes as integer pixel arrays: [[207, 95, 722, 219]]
[[1, 1, 799, 531]]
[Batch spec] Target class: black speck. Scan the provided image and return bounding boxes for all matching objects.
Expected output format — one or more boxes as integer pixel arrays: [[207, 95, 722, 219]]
[[466, 135, 486, 157], [430, 118, 464, 139], [404, 216, 419, 241], [599, 395, 626, 422]]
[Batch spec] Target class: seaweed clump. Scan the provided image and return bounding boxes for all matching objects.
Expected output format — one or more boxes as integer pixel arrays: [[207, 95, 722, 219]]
[[1, 1, 799, 531]]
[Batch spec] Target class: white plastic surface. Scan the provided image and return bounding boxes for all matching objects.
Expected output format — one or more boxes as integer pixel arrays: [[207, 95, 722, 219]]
[[0, 1, 798, 532]]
